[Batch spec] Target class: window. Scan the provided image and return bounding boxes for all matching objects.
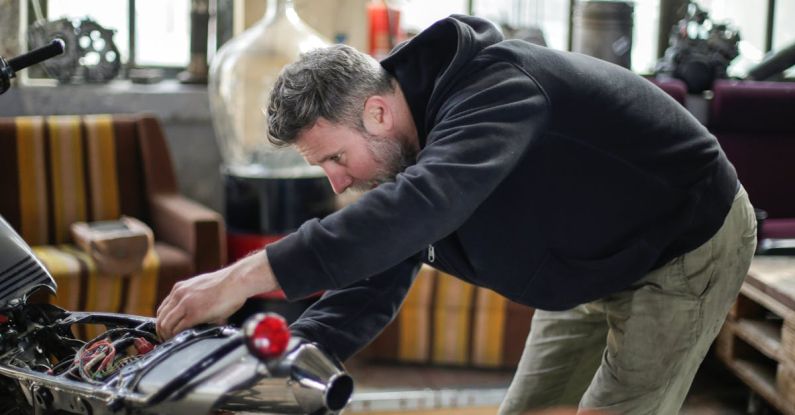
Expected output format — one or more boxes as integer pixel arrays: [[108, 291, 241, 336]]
[[632, 0, 661, 74], [133, 1, 191, 66], [46, 0, 133, 64], [400, 0, 468, 35], [472, 0, 571, 51], [700, 0, 768, 54], [773, 0, 795, 78], [699, 0, 768, 77], [772, 0, 795, 50], [399, 0, 792, 78], [400, 0, 661, 74], [32, 0, 191, 73]]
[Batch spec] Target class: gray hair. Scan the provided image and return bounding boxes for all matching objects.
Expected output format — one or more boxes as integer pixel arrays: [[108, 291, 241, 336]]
[[267, 44, 395, 146]]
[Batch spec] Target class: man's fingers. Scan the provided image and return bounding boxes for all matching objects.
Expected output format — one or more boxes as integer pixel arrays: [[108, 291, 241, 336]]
[[155, 298, 175, 338], [156, 294, 172, 316], [212, 318, 228, 326], [170, 316, 194, 337], [157, 283, 183, 316], [157, 303, 186, 340], [154, 269, 241, 339], [156, 284, 187, 338]]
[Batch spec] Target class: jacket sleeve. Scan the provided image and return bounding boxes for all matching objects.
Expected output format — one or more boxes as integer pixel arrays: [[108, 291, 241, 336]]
[[267, 62, 550, 299], [289, 256, 421, 361]]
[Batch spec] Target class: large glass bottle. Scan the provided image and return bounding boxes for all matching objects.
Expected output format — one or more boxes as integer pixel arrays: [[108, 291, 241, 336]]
[[208, 0, 336, 254], [209, 0, 328, 177]]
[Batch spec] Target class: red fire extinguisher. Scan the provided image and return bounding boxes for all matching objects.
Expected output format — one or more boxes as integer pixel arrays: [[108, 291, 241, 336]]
[[368, 0, 402, 60]]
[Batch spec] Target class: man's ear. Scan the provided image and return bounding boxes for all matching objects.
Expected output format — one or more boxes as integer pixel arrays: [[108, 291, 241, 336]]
[[362, 95, 393, 135]]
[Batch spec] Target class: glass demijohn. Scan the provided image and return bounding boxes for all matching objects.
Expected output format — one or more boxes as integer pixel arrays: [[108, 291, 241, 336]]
[[209, 0, 329, 178]]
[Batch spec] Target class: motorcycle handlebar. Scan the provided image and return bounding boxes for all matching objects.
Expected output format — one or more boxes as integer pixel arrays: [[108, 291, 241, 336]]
[[8, 39, 65, 73], [1, 39, 65, 95]]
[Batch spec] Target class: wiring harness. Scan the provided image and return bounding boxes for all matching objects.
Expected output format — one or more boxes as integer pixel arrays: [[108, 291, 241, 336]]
[[74, 328, 160, 383]]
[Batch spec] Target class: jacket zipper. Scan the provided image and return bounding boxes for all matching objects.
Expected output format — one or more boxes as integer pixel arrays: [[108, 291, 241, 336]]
[[427, 244, 436, 263]]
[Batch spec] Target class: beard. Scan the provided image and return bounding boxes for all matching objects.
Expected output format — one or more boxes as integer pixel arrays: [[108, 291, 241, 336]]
[[349, 132, 417, 193]]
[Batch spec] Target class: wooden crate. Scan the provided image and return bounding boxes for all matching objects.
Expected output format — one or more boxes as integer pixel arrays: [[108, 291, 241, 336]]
[[716, 256, 795, 415]]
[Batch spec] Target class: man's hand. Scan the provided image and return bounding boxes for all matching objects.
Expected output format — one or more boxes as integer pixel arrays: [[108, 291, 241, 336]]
[[155, 250, 280, 339]]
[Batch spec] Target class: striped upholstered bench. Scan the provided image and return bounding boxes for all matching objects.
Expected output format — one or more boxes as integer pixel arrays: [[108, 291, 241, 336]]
[[0, 114, 225, 318], [365, 265, 534, 368]]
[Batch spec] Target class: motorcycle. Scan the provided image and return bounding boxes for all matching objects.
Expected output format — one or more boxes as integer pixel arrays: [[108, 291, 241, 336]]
[[0, 217, 353, 415], [0, 44, 354, 415]]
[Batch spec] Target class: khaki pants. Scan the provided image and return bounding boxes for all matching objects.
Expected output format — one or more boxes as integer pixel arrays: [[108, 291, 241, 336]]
[[499, 187, 757, 415]]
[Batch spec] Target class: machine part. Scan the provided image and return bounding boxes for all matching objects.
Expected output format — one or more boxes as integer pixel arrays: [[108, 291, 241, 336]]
[[27, 18, 80, 82], [655, 1, 740, 93], [747, 41, 795, 81], [75, 19, 121, 82], [76, 396, 93, 415], [27, 17, 120, 83], [32, 385, 53, 411]]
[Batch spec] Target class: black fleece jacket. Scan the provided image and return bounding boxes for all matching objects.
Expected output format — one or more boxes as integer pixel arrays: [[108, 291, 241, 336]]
[[266, 15, 738, 361]]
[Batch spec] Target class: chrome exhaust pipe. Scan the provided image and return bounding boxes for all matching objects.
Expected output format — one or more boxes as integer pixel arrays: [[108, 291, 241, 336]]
[[218, 341, 354, 414], [284, 343, 354, 412]]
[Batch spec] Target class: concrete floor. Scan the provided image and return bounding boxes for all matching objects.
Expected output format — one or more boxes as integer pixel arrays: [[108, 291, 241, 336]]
[[343, 349, 773, 414]]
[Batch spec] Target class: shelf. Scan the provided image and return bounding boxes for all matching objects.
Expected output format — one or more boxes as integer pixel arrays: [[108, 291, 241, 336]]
[[732, 318, 782, 361], [718, 266, 795, 415], [723, 357, 794, 415]]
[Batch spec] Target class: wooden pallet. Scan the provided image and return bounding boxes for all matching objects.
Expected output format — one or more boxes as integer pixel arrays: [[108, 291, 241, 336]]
[[716, 256, 795, 415]]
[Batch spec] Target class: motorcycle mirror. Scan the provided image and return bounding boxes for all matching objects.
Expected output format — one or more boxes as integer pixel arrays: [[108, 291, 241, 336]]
[[243, 312, 290, 360]]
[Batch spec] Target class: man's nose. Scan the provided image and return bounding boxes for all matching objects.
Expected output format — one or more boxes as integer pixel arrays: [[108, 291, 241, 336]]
[[325, 169, 352, 194]]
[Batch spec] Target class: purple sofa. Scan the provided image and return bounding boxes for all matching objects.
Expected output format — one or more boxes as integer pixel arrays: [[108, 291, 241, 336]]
[[709, 79, 795, 239], [650, 77, 688, 106]]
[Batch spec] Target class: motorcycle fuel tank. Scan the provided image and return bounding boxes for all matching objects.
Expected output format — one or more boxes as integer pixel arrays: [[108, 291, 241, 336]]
[[0, 216, 56, 310]]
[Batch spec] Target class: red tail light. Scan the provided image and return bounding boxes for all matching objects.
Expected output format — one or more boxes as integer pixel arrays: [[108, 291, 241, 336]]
[[243, 313, 290, 360]]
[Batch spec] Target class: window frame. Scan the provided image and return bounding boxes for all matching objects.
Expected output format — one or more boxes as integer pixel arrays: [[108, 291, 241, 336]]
[[27, 0, 233, 80]]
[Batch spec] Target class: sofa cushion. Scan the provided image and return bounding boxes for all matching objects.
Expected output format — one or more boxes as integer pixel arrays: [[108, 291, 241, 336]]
[[30, 242, 191, 316], [709, 80, 795, 232], [711, 80, 795, 134], [762, 218, 795, 239], [649, 77, 687, 106], [0, 115, 148, 246], [365, 265, 533, 368]]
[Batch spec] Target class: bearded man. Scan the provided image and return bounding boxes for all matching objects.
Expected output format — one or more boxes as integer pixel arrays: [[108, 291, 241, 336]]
[[157, 15, 756, 414]]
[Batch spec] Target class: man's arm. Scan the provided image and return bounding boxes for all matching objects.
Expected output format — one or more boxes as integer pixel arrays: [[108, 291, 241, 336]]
[[157, 64, 549, 338], [269, 63, 550, 300], [155, 247, 419, 355], [156, 249, 280, 339], [290, 256, 421, 361]]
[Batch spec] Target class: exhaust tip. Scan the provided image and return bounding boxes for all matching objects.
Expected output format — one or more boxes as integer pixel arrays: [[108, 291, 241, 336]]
[[325, 373, 354, 411]]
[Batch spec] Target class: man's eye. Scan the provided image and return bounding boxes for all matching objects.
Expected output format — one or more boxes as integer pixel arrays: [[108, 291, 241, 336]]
[[330, 154, 342, 163]]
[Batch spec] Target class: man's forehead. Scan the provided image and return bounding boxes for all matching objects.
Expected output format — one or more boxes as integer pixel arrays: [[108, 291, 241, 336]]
[[295, 127, 337, 165], [296, 119, 356, 160], [295, 138, 322, 164]]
